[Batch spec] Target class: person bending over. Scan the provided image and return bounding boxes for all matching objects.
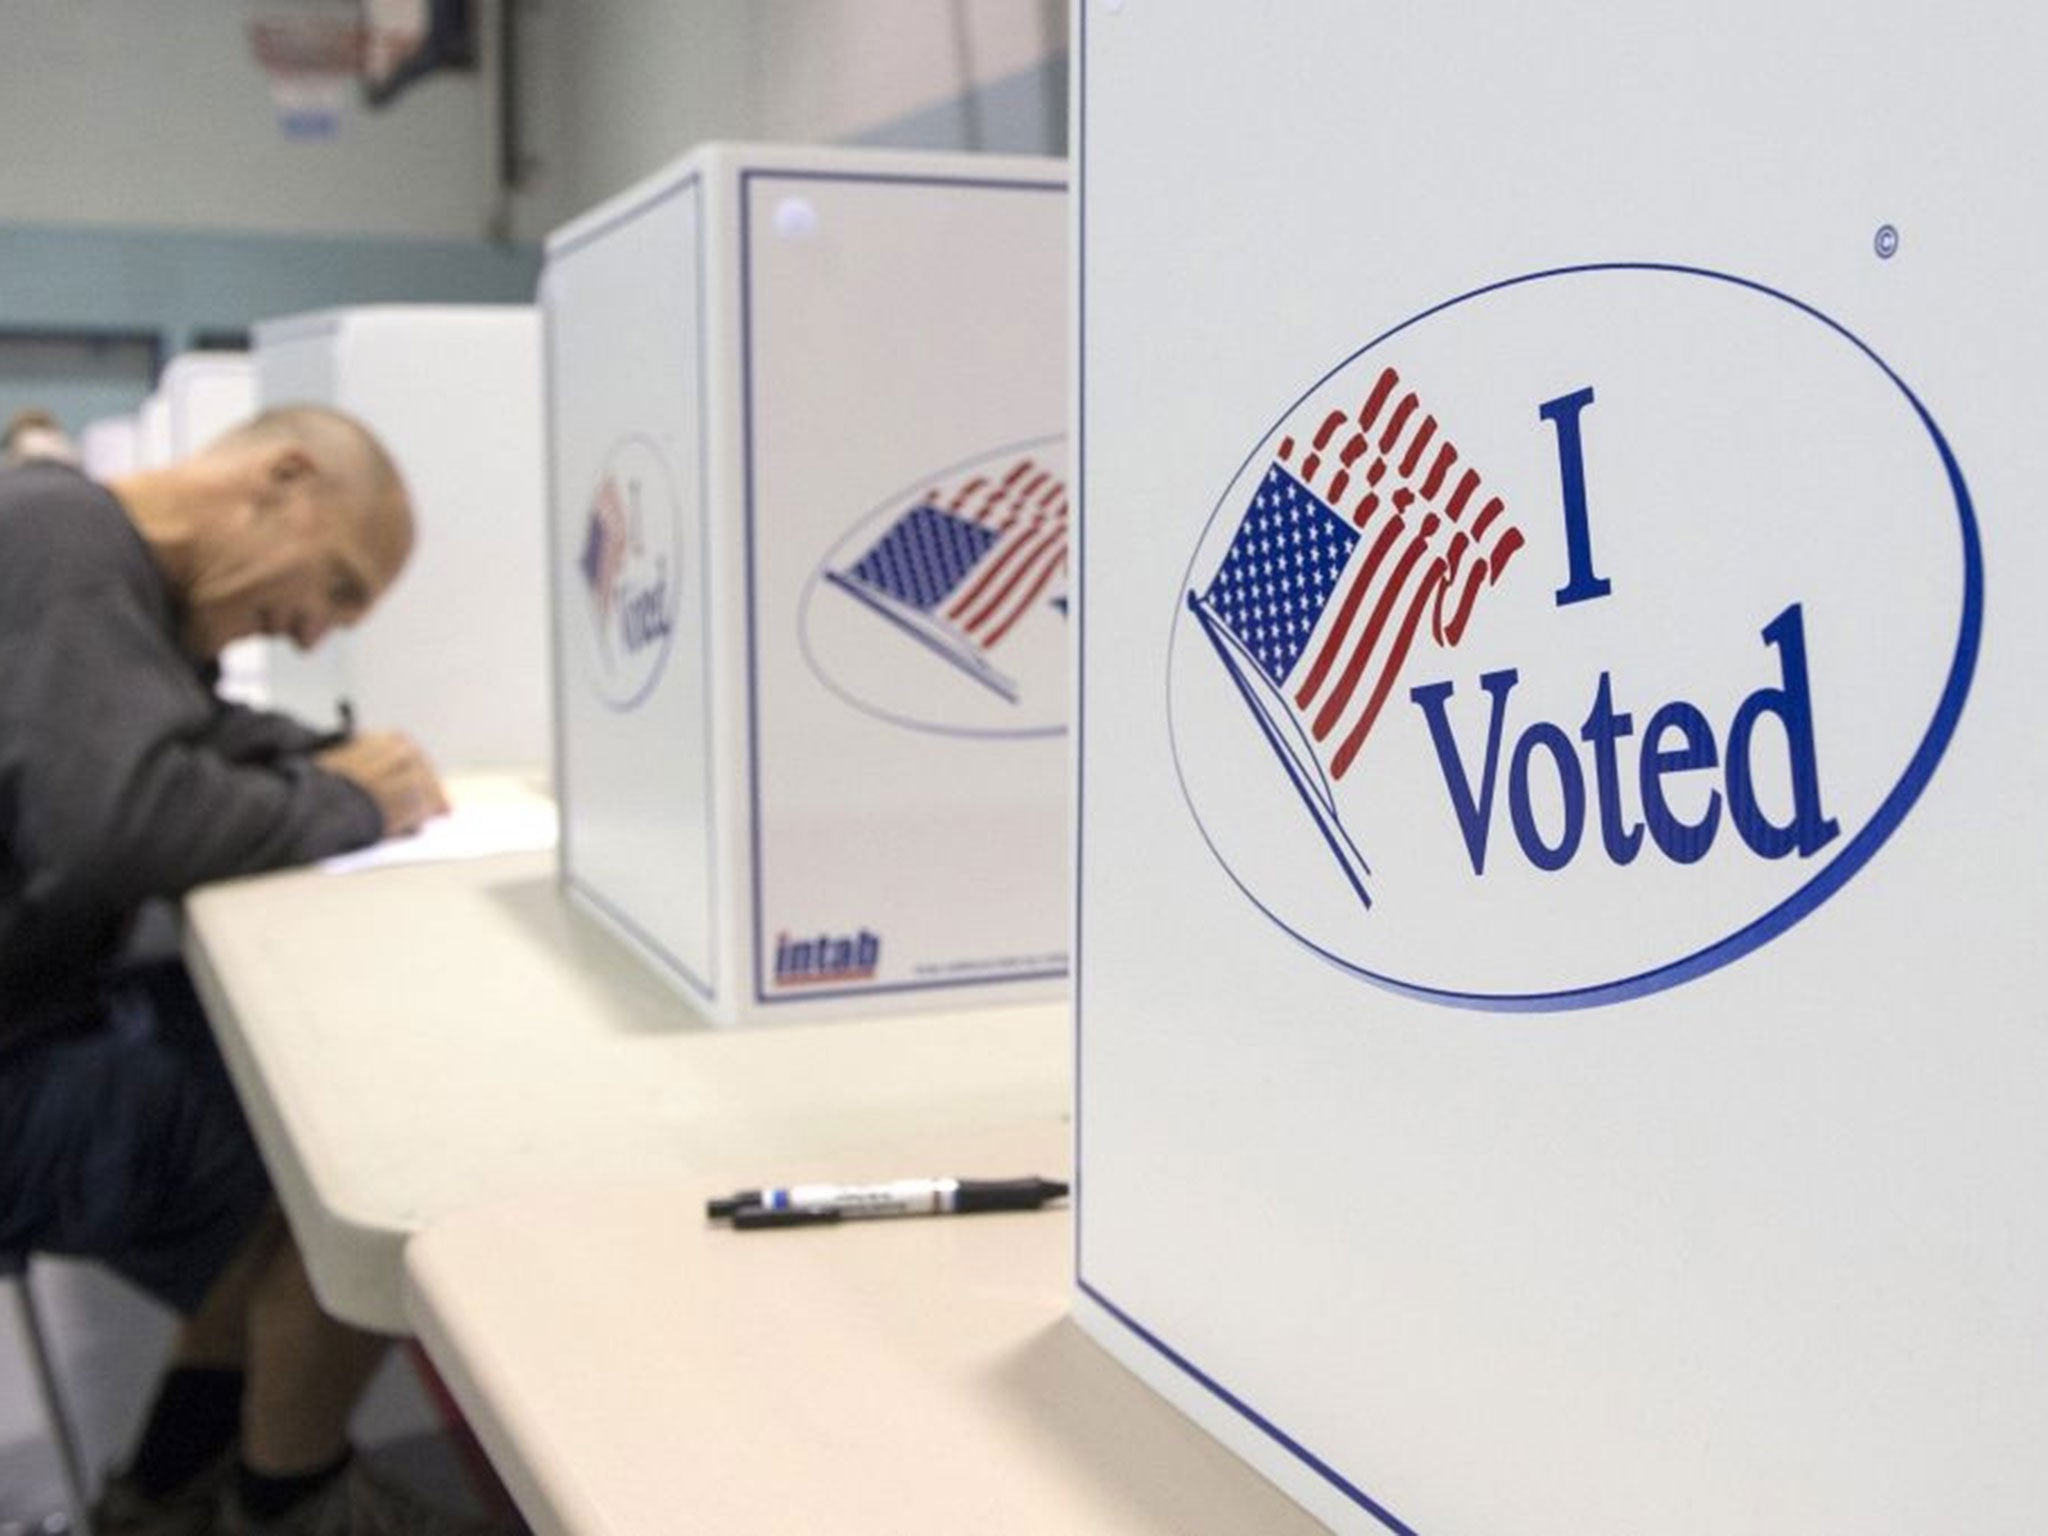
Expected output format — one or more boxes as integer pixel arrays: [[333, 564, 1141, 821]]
[[0, 407, 475, 1536]]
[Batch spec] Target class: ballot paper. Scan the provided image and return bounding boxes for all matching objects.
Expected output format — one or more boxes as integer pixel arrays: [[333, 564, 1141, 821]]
[[318, 798, 558, 875]]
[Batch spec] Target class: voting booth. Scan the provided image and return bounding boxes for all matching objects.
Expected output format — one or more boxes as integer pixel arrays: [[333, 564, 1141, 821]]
[[254, 306, 549, 769], [163, 352, 254, 460], [1074, 5, 2044, 1533], [80, 414, 139, 480], [158, 352, 271, 708], [546, 143, 1068, 1026], [136, 392, 171, 471]]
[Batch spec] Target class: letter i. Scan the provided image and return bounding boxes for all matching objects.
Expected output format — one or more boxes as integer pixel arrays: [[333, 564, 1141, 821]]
[[1540, 387, 1611, 608]]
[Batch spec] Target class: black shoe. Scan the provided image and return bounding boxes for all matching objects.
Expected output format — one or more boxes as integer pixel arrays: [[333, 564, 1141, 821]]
[[90, 1456, 231, 1536], [224, 1460, 508, 1536]]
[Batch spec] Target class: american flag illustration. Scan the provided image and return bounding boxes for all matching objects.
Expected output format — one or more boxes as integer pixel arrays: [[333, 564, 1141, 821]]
[[827, 456, 1068, 702], [579, 474, 631, 639], [1188, 365, 1523, 907]]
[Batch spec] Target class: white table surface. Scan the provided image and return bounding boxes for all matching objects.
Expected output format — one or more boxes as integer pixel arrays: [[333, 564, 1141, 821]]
[[404, 1117, 1330, 1536], [182, 777, 1069, 1332]]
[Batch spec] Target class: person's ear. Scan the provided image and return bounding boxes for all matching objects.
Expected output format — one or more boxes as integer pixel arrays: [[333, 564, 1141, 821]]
[[249, 444, 318, 522], [267, 445, 316, 487]]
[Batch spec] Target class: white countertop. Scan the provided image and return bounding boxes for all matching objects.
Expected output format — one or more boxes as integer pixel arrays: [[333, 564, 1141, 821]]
[[404, 1117, 1328, 1536], [183, 776, 1068, 1332]]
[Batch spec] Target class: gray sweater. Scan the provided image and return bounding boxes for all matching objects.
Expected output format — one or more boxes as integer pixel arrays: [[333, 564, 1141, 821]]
[[1, 463, 381, 1055]]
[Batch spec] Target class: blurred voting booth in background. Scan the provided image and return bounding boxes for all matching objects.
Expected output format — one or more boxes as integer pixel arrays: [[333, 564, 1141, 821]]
[[136, 391, 172, 472], [1074, 5, 2045, 1534], [546, 143, 1068, 1027], [80, 414, 140, 480], [162, 351, 254, 464], [157, 351, 272, 709], [254, 306, 549, 769]]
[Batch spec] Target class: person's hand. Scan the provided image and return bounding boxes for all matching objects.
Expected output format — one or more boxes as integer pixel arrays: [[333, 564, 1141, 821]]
[[315, 731, 450, 837]]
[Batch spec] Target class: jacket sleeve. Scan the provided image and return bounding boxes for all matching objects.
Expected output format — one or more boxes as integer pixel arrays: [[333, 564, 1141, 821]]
[[6, 572, 383, 918], [203, 699, 346, 765]]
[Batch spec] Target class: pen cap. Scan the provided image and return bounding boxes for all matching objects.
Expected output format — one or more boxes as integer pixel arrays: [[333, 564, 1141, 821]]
[[954, 1177, 1070, 1213], [705, 1190, 762, 1219]]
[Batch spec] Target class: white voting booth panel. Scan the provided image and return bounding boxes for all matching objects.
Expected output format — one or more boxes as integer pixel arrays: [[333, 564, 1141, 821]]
[[254, 307, 549, 770], [160, 353, 272, 709], [1075, 7, 2045, 1535], [163, 352, 253, 458], [546, 143, 1068, 1026], [80, 414, 139, 480], [137, 393, 171, 471]]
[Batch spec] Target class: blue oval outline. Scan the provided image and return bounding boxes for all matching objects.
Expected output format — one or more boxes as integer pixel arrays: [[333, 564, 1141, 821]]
[[798, 431, 1070, 741], [1164, 262, 1983, 1012], [582, 432, 683, 715]]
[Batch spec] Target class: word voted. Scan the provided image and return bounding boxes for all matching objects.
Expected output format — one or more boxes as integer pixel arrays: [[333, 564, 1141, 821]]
[[1410, 386, 1838, 877], [1414, 603, 1839, 874], [619, 572, 672, 651]]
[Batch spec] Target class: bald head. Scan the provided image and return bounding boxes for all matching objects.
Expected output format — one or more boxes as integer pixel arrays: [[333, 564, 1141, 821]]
[[214, 405, 415, 580], [114, 403, 417, 660]]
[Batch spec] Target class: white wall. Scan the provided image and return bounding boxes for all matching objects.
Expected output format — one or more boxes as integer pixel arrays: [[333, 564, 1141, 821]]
[[744, 1, 1062, 141], [530, 1, 1066, 235], [0, 2, 1063, 245], [0, 0, 510, 240]]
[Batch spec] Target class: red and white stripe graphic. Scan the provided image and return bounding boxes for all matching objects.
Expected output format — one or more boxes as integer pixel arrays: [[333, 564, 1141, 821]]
[[1276, 365, 1525, 780], [587, 475, 631, 620], [934, 456, 1069, 649]]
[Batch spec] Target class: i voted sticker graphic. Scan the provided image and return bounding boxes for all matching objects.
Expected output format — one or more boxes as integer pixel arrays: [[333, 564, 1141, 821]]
[[1166, 264, 1980, 1010], [574, 435, 681, 710], [800, 435, 1069, 737]]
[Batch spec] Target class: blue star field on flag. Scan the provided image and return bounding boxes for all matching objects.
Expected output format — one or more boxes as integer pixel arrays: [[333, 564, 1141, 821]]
[[846, 503, 1002, 613], [1203, 464, 1359, 686]]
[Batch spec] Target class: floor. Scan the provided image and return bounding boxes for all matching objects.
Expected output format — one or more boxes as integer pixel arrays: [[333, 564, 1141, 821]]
[[1, 1256, 495, 1533]]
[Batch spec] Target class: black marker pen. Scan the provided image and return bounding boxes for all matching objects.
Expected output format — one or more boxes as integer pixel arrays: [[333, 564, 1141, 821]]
[[707, 1175, 1068, 1224]]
